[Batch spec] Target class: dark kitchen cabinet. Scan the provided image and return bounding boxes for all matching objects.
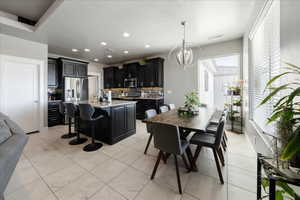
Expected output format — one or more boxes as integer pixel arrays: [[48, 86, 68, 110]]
[[124, 63, 138, 78], [125, 104, 136, 131], [115, 68, 125, 88], [60, 58, 88, 77], [104, 67, 117, 89], [80, 103, 137, 144], [111, 105, 126, 138], [104, 57, 164, 88], [48, 58, 58, 88], [136, 99, 164, 120], [145, 58, 164, 87], [48, 101, 62, 126], [137, 66, 146, 87], [76, 63, 88, 77]]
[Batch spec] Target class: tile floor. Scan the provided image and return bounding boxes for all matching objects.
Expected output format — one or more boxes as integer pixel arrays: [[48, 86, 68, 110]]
[[4, 121, 257, 200]]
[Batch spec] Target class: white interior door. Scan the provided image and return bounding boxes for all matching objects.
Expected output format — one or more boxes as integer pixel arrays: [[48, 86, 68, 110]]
[[2, 60, 39, 133]]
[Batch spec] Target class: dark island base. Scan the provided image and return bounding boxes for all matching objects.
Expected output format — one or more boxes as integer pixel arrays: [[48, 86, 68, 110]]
[[77, 103, 136, 145]]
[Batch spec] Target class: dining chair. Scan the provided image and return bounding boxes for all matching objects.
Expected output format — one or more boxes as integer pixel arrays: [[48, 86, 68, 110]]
[[150, 123, 190, 194], [78, 104, 104, 152], [66, 103, 88, 145], [60, 102, 77, 139], [168, 104, 176, 110], [159, 105, 169, 113], [144, 109, 157, 154], [190, 117, 226, 184]]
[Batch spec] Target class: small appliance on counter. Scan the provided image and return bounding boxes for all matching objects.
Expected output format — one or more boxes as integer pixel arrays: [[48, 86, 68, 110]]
[[100, 90, 112, 103]]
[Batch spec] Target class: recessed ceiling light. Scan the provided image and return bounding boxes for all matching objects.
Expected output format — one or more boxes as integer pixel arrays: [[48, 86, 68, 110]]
[[72, 48, 78, 52], [94, 58, 99, 62], [145, 44, 150, 48], [84, 48, 90, 52], [107, 55, 112, 58], [101, 42, 107, 46], [123, 32, 130, 37], [123, 50, 129, 54]]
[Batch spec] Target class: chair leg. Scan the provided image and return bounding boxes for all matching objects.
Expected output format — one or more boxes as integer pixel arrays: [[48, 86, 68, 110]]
[[212, 148, 224, 184], [223, 136, 227, 148], [151, 150, 163, 180], [221, 140, 226, 152], [144, 133, 153, 155], [174, 154, 182, 194], [217, 147, 225, 166], [224, 131, 228, 141], [191, 145, 202, 171], [181, 153, 190, 171], [186, 146, 197, 171]]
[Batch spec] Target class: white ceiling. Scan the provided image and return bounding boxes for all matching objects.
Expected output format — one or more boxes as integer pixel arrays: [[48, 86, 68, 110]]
[[0, 0, 257, 64], [0, 0, 55, 21]]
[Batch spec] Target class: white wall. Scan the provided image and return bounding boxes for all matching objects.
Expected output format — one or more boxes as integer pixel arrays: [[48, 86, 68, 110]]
[[163, 38, 243, 107], [0, 33, 48, 128]]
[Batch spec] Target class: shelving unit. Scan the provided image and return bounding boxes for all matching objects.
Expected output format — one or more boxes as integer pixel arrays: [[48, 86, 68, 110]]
[[226, 87, 243, 134]]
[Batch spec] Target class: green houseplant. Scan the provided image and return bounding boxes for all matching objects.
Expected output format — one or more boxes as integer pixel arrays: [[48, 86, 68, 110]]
[[260, 62, 300, 167], [178, 92, 201, 116]]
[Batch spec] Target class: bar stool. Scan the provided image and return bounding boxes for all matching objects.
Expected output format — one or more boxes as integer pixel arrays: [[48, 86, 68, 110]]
[[65, 103, 88, 145], [78, 104, 104, 152], [60, 102, 76, 139]]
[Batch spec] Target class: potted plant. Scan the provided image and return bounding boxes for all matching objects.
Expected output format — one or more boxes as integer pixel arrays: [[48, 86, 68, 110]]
[[260, 62, 300, 169], [178, 92, 201, 116]]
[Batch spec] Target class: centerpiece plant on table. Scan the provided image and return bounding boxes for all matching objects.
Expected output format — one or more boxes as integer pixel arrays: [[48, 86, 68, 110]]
[[178, 92, 201, 116]]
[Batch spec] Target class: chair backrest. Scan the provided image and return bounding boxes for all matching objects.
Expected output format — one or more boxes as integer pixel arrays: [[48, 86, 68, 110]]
[[145, 109, 157, 133], [159, 106, 169, 113], [64, 103, 77, 118], [145, 109, 157, 119], [59, 101, 65, 115], [168, 104, 176, 110], [78, 104, 95, 121], [214, 117, 226, 147], [151, 123, 182, 155]]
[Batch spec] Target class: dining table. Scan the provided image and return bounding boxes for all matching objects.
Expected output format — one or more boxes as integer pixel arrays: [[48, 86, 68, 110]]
[[142, 107, 217, 170]]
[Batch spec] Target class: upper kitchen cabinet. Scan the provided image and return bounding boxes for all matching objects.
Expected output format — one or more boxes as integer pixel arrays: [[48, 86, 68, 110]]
[[103, 67, 116, 89], [144, 58, 164, 87], [137, 65, 146, 87], [124, 62, 138, 78], [115, 67, 125, 88], [48, 58, 58, 88], [59, 58, 88, 77]]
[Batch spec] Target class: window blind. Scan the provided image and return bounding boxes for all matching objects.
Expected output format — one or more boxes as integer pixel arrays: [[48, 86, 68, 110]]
[[249, 0, 280, 134]]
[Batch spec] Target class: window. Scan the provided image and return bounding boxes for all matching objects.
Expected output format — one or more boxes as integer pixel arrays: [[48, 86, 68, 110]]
[[249, 0, 280, 134]]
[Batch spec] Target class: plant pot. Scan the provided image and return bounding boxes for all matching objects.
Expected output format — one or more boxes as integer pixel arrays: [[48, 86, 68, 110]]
[[290, 154, 300, 169]]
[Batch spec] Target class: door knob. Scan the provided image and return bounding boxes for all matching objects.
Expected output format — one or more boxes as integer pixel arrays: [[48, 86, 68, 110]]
[[34, 100, 39, 103]]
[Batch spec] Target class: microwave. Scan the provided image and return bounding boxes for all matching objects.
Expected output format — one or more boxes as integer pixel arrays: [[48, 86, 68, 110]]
[[124, 78, 137, 88]]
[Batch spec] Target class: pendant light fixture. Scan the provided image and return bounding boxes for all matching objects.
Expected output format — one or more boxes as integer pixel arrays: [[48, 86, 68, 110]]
[[169, 21, 194, 70]]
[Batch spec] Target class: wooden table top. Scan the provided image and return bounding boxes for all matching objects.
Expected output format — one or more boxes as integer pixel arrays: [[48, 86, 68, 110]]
[[143, 107, 216, 132]]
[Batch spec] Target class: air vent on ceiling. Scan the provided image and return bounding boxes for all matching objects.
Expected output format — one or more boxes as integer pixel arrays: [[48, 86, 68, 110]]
[[18, 16, 37, 26]]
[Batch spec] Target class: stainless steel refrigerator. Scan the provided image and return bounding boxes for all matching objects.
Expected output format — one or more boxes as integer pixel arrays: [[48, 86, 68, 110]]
[[64, 77, 88, 101]]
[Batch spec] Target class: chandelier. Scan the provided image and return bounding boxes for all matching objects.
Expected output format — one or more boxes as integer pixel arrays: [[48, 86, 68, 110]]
[[169, 21, 194, 69]]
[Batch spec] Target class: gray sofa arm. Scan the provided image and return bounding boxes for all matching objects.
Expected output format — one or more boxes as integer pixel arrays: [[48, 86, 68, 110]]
[[0, 126, 28, 197]]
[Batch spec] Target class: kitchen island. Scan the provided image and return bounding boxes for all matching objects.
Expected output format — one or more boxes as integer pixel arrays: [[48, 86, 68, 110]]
[[75, 100, 137, 145]]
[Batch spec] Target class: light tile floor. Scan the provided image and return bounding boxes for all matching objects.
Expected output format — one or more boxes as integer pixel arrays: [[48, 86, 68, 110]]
[[4, 121, 257, 200]]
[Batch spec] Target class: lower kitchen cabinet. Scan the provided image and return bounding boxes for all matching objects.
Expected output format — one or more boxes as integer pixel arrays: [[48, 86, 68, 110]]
[[136, 99, 164, 120], [78, 103, 136, 145], [48, 101, 62, 127]]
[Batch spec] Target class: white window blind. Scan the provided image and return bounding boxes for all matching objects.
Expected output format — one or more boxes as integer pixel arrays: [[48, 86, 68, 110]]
[[249, 0, 280, 134]]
